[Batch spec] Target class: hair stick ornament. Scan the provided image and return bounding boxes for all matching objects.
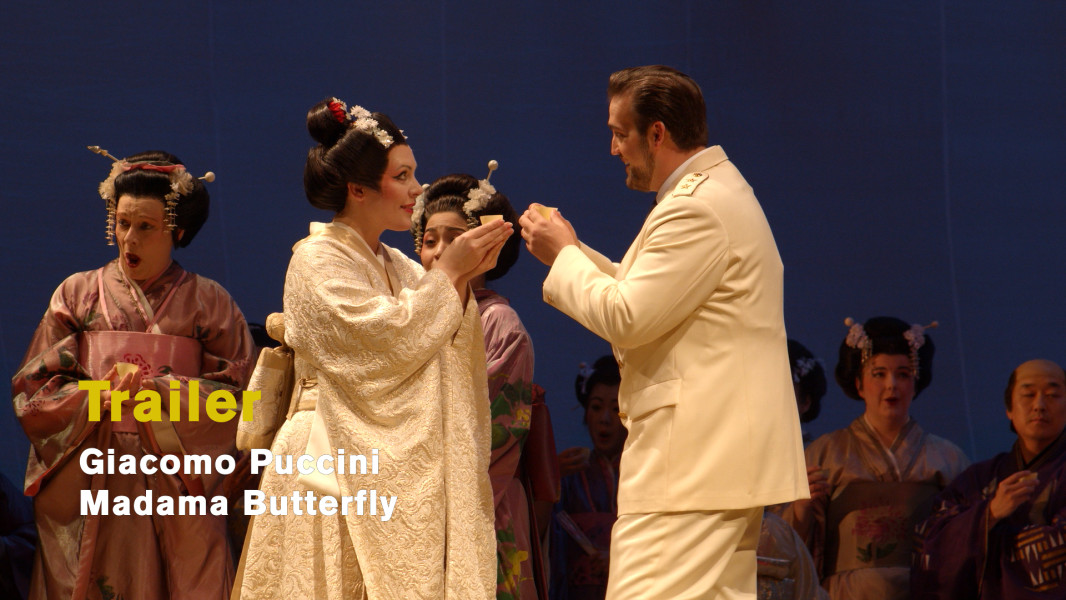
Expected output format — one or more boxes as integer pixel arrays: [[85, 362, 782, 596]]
[[843, 317, 872, 365], [88, 145, 216, 243], [464, 159, 499, 216], [903, 321, 938, 379]]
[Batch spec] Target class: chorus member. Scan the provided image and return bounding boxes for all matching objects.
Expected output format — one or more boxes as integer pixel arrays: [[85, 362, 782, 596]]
[[12, 149, 255, 600], [758, 339, 828, 600], [549, 356, 625, 600], [913, 359, 1066, 598], [520, 65, 808, 599], [237, 99, 509, 600], [413, 166, 541, 599], [790, 339, 828, 445], [781, 317, 969, 599]]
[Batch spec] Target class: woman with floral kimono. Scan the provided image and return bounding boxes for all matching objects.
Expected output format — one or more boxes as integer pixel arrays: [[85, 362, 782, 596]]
[[238, 99, 509, 600], [413, 167, 542, 599], [780, 316, 969, 600], [12, 149, 256, 600]]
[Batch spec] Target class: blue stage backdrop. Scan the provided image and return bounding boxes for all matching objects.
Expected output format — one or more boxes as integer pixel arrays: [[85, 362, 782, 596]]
[[2, 1, 1064, 485]]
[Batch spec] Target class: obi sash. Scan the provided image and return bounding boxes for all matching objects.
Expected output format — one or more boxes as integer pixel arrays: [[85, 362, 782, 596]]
[[76, 330, 204, 496], [77, 330, 202, 434], [77, 330, 202, 379], [824, 480, 940, 577]]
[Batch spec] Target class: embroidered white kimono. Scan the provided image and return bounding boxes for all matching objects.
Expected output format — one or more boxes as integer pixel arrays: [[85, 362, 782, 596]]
[[238, 222, 495, 600]]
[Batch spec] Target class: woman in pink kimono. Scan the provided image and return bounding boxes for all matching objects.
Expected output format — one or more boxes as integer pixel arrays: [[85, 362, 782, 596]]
[[11, 149, 256, 600], [780, 316, 969, 600], [413, 167, 541, 599]]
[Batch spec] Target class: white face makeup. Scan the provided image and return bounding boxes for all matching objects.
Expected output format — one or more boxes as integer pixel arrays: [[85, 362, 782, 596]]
[[115, 194, 174, 283], [366, 144, 422, 233]]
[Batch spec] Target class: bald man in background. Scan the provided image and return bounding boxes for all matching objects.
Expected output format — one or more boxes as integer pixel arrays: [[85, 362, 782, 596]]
[[913, 359, 1066, 598]]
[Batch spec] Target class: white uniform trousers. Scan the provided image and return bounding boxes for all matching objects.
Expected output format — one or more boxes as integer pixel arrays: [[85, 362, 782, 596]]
[[606, 507, 763, 600]]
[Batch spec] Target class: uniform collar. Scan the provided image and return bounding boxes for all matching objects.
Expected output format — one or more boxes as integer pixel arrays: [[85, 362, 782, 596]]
[[655, 145, 726, 203]]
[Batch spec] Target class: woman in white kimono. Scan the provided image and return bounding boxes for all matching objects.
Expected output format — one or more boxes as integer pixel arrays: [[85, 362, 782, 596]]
[[237, 98, 511, 600], [780, 317, 969, 600]]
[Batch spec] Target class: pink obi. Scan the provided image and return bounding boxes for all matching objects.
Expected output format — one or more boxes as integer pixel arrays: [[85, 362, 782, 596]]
[[78, 330, 202, 432]]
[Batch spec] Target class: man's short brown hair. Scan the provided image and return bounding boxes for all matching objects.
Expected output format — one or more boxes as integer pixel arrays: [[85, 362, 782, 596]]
[[608, 65, 708, 151]]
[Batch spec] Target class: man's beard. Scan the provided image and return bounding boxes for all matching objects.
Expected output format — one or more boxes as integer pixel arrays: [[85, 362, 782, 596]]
[[625, 137, 654, 191]]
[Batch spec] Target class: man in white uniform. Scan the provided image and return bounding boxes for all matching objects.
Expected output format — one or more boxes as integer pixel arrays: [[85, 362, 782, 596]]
[[520, 65, 808, 599]]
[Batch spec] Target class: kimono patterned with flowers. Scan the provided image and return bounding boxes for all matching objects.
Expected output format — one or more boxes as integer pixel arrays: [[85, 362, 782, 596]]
[[12, 260, 254, 600], [477, 289, 537, 600], [780, 417, 969, 600]]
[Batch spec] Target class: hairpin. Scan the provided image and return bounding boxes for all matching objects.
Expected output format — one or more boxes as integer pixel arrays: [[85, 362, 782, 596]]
[[464, 159, 499, 215], [89, 145, 215, 243]]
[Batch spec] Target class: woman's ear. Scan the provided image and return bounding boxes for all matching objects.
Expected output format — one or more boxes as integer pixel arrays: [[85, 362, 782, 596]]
[[347, 181, 366, 202]]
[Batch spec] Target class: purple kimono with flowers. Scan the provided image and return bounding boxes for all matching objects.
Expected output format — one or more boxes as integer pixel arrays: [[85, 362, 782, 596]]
[[781, 417, 969, 600], [12, 260, 254, 600], [912, 432, 1066, 598], [476, 289, 538, 600]]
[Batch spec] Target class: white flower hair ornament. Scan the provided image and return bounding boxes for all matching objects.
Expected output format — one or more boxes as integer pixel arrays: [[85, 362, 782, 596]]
[[577, 361, 594, 396], [792, 357, 821, 383], [88, 145, 214, 245], [463, 159, 499, 215], [348, 105, 394, 148]]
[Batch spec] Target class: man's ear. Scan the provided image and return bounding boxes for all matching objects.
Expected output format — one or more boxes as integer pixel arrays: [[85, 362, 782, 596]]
[[649, 121, 666, 147]]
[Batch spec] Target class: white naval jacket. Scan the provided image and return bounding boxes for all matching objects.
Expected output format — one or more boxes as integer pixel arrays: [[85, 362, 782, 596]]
[[544, 145, 809, 514]]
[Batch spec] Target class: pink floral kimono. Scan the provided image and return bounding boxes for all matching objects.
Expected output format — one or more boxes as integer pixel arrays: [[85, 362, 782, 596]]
[[477, 289, 538, 600], [12, 260, 254, 600]]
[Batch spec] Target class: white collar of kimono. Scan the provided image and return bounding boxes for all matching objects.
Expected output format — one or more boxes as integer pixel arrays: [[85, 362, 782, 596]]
[[310, 221, 386, 267]]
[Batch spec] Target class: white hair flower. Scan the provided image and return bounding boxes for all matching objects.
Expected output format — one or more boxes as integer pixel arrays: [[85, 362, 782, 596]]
[[792, 357, 820, 383], [463, 180, 496, 215], [349, 105, 394, 148]]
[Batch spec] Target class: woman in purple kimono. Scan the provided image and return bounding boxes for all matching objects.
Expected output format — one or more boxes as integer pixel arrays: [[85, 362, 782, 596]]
[[413, 165, 540, 599], [549, 356, 626, 600], [12, 148, 255, 600], [780, 316, 969, 600]]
